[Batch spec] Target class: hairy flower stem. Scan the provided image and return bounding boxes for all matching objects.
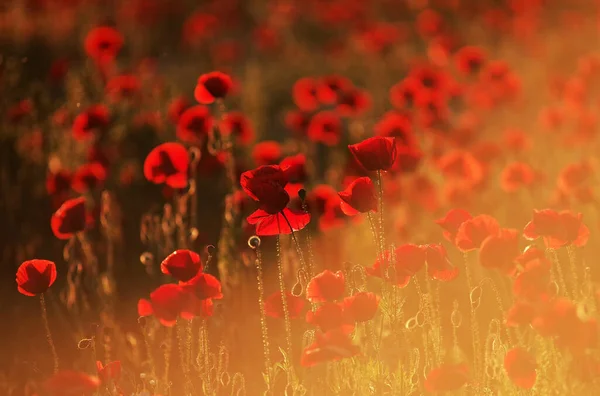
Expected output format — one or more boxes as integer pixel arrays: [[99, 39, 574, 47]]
[[254, 244, 272, 378], [200, 320, 213, 395], [276, 235, 295, 383], [463, 253, 482, 386], [177, 321, 192, 394], [376, 170, 386, 251], [281, 211, 308, 275], [163, 326, 174, 391], [40, 294, 59, 374]]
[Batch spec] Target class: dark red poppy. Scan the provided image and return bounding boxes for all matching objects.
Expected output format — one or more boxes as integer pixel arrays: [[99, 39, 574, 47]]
[[180, 293, 215, 319], [424, 363, 469, 393], [306, 270, 345, 302], [160, 249, 203, 282], [318, 75, 352, 104], [264, 291, 306, 319], [182, 12, 219, 47], [392, 145, 423, 173], [479, 228, 520, 274], [374, 111, 415, 146], [348, 137, 397, 172], [181, 272, 223, 301], [300, 328, 359, 367], [500, 162, 536, 193], [504, 347, 537, 389], [143, 142, 189, 189], [252, 141, 282, 166], [167, 96, 190, 124], [220, 111, 254, 144], [523, 209, 589, 248], [306, 184, 337, 215], [505, 301, 536, 327], [16, 259, 57, 296], [46, 170, 72, 197], [306, 302, 353, 332], [72, 105, 110, 141], [307, 111, 342, 146], [240, 165, 289, 214], [513, 258, 551, 302], [51, 197, 87, 239], [389, 78, 423, 109], [246, 208, 311, 236], [138, 284, 186, 326], [455, 214, 500, 252], [176, 105, 213, 145], [280, 154, 307, 183], [285, 110, 311, 136], [336, 88, 371, 117], [343, 292, 379, 322], [44, 370, 101, 396], [194, 71, 234, 104], [105, 74, 141, 102], [71, 163, 107, 193], [338, 177, 377, 215], [424, 244, 459, 281], [84, 26, 124, 64], [96, 360, 121, 383], [455, 45, 486, 76], [292, 77, 320, 111]]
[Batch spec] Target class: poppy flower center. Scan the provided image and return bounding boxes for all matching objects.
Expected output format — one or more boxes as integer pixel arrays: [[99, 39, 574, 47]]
[[203, 77, 229, 98]]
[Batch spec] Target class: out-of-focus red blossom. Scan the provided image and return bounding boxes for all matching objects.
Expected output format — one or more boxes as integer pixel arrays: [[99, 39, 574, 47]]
[[7, 99, 33, 123], [437, 150, 484, 186], [138, 284, 187, 326], [48, 58, 69, 83], [356, 22, 404, 54], [306, 302, 353, 332], [557, 161, 594, 202], [523, 209, 589, 248], [318, 75, 352, 104], [348, 137, 397, 172], [72, 105, 110, 141], [417, 9, 444, 38], [264, 291, 305, 319], [338, 177, 377, 215], [501, 162, 536, 192], [71, 163, 107, 193], [503, 128, 531, 153], [455, 214, 500, 252], [194, 71, 234, 104], [336, 88, 371, 117], [182, 12, 219, 46], [160, 249, 203, 282], [285, 110, 311, 136], [479, 228, 520, 274], [389, 77, 422, 109], [435, 209, 473, 243], [505, 301, 536, 327], [84, 26, 123, 65], [455, 45, 486, 76], [220, 112, 254, 145], [424, 244, 459, 281], [513, 258, 551, 302], [343, 292, 379, 322], [176, 105, 213, 145], [515, 245, 546, 267], [374, 112, 415, 146], [252, 141, 282, 166], [43, 370, 100, 396], [300, 328, 359, 367], [308, 111, 342, 146], [504, 347, 537, 389], [424, 363, 469, 393], [280, 154, 307, 183], [167, 96, 190, 124], [46, 169, 72, 197], [16, 259, 57, 296], [143, 142, 189, 189], [306, 270, 345, 302], [366, 244, 426, 287], [253, 25, 280, 53], [391, 145, 423, 174], [292, 77, 320, 111], [96, 360, 121, 383], [105, 74, 141, 102], [51, 197, 87, 240], [403, 175, 439, 212]]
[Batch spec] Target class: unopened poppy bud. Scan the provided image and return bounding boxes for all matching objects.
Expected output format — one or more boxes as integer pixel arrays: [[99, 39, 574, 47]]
[[298, 188, 307, 202], [248, 235, 261, 249]]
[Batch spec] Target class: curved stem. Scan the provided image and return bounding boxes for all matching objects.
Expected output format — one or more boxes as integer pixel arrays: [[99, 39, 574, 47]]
[[40, 294, 59, 373]]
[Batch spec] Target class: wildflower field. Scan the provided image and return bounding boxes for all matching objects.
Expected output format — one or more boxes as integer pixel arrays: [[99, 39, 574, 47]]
[[3, 0, 600, 395]]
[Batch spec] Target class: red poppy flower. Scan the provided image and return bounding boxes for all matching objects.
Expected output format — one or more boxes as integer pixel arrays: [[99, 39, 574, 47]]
[[138, 284, 186, 326], [143, 142, 189, 189], [194, 71, 234, 104], [479, 228, 520, 274], [336, 88, 371, 117], [300, 328, 360, 367], [96, 360, 121, 383], [504, 347, 537, 389], [389, 77, 423, 109], [338, 177, 377, 215], [105, 74, 141, 102], [252, 141, 282, 166], [264, 291, 306, 319], [306, 270, 345, 302], [374, 111, 415, 146], [176, 105, 213, 145], [367, 244, 426, 286], [515, 245, 546, 267], [51, 197, 87, 239], [424, 244, 459, 281], [44, 370, 101, 396], [181, 272, 223, 300], [500, 162, 536, 193], [72, 105, 110, 141], [437, 150, 484, 186], [182, 12, 219, 47], [180, 293, 215, 319], [532, 299, 592, 352], [160, 249, 203, 282], [280, 154, 307, 183], [513, 258, 551, 302], [348, 137, 397, 172], [505, 301, 536, 327], [306, 302, 353, 332], [523, 209, 589, 248], [46, 170, 72, 197], [84, 26, 124, 64], [16, 259, 57, 296], [71, 163, 107, 193], [167, 96, 190, 124], [392, 145, 423, 173], [240, 165, 289, 214], [343, 292, 379, 322], [318, 75, 352, 104], [246, 208, 311, 236], [292, 77, 320, 111], [285, 110, 311, 136], [307, 111, 342, 146], [455, 45, 486, 76], [424, 363, 469, 393], [220, 111, 254, 144], [455, 214, 500, 252]]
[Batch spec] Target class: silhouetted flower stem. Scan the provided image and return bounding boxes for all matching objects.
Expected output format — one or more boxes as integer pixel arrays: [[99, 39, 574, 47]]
[[40, 294, 59, 374]]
